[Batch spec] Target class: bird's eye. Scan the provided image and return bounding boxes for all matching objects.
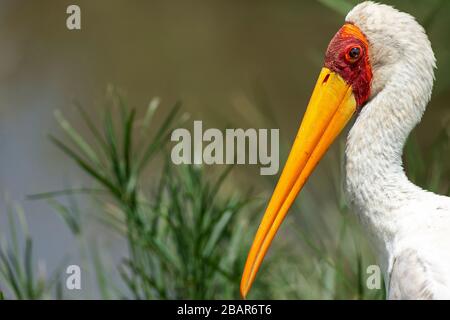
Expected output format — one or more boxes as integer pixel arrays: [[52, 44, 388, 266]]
[[349, 47, 360, 58], [345, 46, 362, 63]]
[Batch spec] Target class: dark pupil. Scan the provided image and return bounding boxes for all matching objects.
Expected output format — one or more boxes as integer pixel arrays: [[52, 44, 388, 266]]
[[349, 47, 360, 59]]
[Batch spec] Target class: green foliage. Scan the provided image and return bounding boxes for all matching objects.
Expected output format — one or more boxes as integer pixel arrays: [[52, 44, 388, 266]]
[[0, 202, 61, 299], [118, 164, 253, 299], [46, 90, 261, 299]]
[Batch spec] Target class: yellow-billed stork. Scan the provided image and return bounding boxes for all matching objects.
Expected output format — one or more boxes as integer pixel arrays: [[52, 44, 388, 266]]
[[241, 1, 450, 299]]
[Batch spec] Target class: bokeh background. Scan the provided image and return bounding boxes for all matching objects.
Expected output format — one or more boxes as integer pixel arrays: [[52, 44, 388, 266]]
[[0, 0, 449, 299]]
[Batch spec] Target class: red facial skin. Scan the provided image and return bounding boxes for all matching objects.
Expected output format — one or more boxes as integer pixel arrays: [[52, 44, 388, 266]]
[[324, 23, 373, 108]]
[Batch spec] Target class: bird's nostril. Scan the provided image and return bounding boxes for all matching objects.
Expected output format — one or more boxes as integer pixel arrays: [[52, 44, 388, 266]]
[[322, 74, 330, 85]]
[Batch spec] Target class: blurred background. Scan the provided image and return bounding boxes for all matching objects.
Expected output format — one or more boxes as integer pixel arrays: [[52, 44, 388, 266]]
[[0, 0, 449, 299]]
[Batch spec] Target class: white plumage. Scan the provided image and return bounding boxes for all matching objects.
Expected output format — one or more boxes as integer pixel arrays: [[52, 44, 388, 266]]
[[345, 2, 450, 299]]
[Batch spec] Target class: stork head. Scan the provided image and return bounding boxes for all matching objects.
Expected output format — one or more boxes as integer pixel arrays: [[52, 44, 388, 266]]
[[240, 1, 435, 298]]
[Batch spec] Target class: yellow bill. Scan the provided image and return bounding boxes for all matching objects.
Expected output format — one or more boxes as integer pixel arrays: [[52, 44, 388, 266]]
[[240, 67, 357, 298]]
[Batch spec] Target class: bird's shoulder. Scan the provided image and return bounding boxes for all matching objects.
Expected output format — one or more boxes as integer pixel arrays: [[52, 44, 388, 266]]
[[389, 199, 450, 300], [389, 194, 450, 299], [389, 248, 434, 299], [389, 246, 450, 299]]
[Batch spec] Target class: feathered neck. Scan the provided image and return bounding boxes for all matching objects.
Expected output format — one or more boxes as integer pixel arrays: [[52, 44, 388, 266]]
[[344, 55, 435, 277]]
